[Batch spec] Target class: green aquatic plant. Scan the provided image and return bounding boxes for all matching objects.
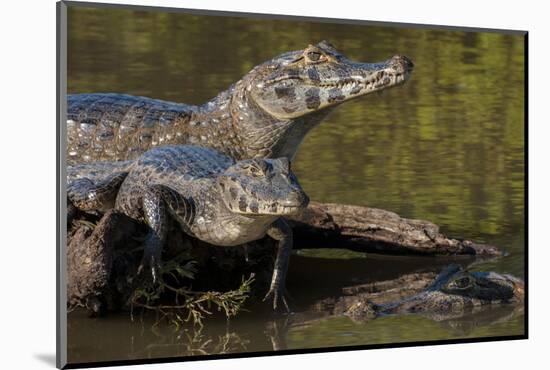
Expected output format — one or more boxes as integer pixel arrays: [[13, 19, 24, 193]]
[[129, 254, 254, 328]]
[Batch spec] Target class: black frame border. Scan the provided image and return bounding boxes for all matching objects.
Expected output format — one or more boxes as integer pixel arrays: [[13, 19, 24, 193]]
[[56, 1, 529, 368]]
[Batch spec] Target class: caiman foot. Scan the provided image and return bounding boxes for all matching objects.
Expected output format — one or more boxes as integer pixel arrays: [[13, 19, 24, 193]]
[[85, 295, 106, 317], [137, 248, 162, 284], [262, 286, 290, 313]]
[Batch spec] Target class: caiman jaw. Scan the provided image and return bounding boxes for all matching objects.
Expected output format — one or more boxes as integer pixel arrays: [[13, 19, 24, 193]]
[[317, 56, 414, 96], [249, 41, 414, 120], [217, 158, 309, 217]]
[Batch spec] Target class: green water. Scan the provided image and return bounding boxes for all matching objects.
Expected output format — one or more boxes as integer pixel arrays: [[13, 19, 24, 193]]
[[66, 6, 525, 364]]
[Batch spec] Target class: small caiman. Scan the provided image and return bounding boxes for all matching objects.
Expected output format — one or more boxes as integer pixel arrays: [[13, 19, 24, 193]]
[[319, 264, 524, 321], [67, 145, 310, 310]]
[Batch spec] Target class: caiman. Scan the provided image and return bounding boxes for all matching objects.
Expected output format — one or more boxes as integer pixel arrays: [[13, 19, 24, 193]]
[[262, 264, 524, 350], [67, 145, 309, 310], [315, 264, 524, 321], [67, 41, 414, 164]]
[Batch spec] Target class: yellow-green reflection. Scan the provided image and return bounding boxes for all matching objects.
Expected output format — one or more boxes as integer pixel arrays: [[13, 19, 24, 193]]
[[287, 308, 524, 349]]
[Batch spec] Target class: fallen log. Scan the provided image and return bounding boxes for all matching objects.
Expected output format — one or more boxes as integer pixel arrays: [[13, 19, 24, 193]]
[[288, 202, 502, 256], [67, 210, 140, 313], [66, 202, 502, 312]]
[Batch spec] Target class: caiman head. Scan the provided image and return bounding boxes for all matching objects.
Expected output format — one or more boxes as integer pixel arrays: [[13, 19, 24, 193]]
[[437, 266, 524, 303], [216, 157, 309, 216], [394, 265, 525, 315], [246, 40, 414, 120], [343, 265, 524, 322]]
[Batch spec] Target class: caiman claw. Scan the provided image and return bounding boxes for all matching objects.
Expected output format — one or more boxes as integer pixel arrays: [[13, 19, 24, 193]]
[[263, 286, 290, 313], [137, 248, 162, 284]]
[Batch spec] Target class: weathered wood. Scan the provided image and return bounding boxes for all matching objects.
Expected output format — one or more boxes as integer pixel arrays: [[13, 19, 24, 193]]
[[67, 210, 139, 313], [66, 202, 502, 311], [287, 202, 502, 256]]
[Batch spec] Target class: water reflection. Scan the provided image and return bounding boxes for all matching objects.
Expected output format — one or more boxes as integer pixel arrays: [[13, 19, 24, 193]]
[[68, 253, 523, 363], [68, 260, 524, 364], [67, 304, 523, 363], [67, 6, 525, 363]]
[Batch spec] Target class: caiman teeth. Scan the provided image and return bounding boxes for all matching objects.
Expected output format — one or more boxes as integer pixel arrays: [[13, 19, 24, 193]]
[[317, 71, 407, 90], [281, 205, 300, 214]]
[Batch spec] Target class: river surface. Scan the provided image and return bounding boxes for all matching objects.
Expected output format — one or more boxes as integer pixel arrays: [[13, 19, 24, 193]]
[[66, 6, 525, 364]]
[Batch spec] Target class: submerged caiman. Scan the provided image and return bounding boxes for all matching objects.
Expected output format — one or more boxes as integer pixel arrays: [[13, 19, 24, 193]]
[[313, 264, 524, 322], [262, 264, 524, 350], [67, 145, 309, 310], [67, 41, 414, 164]]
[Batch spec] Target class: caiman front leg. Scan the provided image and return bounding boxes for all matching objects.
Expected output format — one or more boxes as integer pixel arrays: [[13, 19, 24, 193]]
[[138, 184, 196, 282], [263, 218, 293, 312], [138, 187, 169, 283], [67, 172, 128, 222]]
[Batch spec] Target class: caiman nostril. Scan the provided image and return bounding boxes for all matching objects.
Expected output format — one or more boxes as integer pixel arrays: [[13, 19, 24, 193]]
[[391, 55, 414, 70], [402, 56, 414, 69], [390, 55, 414, 71]]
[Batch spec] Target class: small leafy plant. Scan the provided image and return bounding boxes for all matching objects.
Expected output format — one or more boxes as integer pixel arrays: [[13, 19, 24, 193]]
[[129, 252, 254, 328]]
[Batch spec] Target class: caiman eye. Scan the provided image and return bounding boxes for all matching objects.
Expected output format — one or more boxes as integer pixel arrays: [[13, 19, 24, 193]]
[[453, 276, 473, 289], [247, 165, 261, 177], [246, 161, 268, 177], [306, 51, 323, 62]]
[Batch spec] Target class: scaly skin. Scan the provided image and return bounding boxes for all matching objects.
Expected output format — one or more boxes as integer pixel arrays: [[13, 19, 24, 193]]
[[67, 41, 414, 164], [263, 265, 523, 349], [334, 265, 524, 321], [67, 145, 309, 310]]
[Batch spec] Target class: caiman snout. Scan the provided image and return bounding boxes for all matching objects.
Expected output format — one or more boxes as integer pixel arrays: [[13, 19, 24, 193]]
[[281, 191, 310, 209], [389, 55, 415, 73]]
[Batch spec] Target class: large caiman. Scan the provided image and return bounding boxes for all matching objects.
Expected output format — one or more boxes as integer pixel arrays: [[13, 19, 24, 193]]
[[67, 40, 413, 164]]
